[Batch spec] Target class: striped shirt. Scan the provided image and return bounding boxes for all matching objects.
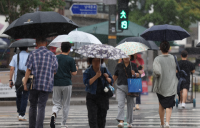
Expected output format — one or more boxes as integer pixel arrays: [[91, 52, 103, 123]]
[[26, 46, 58, 92]]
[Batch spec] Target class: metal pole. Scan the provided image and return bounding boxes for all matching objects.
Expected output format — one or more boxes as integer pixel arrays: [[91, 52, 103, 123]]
[[107, 4, 117, 75]]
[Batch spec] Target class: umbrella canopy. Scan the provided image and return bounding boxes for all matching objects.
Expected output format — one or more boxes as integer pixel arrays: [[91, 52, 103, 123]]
[[3, 11, 78, 39], [75, 44, 128, 60], [196, 42, 200, 47], [116, 42, 149, 55], [49, 31, 102, 49], [118, 37, 158, 50], [0, 38, 8, 49], [140, 24, 190, 41], [148, 41, 159, 50], [9, 39, 36, 48]]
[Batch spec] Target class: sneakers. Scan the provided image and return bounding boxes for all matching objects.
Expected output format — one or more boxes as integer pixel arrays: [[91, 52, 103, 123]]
[[182, 103, 186, 108], [160, 124, 165, 128], [61, 125, 68, 128], [18, 115, 27, 121], [127, 123, 133, 127], [165, 124, 170, 128], [165, 122, 170, 128], [118, 123, 124, 128], [50, 116, 55, 128]]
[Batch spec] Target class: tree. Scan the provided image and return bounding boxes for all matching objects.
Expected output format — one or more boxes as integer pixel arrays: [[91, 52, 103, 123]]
[[0, 0, 65, 24], [129, 0, 200, 30]]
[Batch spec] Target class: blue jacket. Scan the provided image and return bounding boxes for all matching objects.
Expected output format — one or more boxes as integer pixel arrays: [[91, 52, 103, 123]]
[[83, 66, 114, 94]]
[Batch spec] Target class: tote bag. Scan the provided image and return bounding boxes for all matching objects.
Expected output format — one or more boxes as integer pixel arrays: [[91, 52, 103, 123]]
[[127, 77, 142, 93], [124, 62, 142, 93]]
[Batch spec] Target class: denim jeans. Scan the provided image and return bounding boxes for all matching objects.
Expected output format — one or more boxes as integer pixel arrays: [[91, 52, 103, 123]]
[[16, 90, 30, 116], [136, 93, 141, 104]]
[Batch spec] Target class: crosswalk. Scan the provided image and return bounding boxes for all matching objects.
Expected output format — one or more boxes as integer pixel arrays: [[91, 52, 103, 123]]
[[0, 105, 200, 128]]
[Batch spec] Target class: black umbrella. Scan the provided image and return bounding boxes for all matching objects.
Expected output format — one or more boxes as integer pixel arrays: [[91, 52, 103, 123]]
[[148, 41, 159, 50], [118, 37, 159, 50], [140, 24, 190, 41], [3, 11, 78, 39], [9, 39, 36, 48], [196, 42, 200, 47]]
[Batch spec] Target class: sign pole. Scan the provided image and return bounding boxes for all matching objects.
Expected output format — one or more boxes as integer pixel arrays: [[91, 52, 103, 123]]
[[107, 4, 117, 75]]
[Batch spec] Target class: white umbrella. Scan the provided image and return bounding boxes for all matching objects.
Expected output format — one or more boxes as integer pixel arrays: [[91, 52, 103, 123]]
[[48, 31, 102, 49]]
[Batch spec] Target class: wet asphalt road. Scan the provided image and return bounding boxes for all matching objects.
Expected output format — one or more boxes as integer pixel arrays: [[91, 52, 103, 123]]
[[0, 93, 200, 128]]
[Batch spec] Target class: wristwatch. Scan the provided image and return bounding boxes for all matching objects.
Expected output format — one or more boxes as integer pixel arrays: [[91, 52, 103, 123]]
[[9, 80, 12, 81]]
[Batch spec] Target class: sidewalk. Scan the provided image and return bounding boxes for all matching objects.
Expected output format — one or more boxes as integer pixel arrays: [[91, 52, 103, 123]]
[[0, 92, 199, 106]]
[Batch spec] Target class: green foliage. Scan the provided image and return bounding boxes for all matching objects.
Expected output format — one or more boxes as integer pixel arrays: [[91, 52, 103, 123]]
[[0, 0, 65, 24], [129, 0, 200, 30]]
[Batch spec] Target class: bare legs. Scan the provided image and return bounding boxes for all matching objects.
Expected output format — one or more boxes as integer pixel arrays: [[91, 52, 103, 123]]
[[159, 102, 165, 125], [180, 90, 183, 103], [159, 102, 172, 125], [182, 89, 188, 103], [166, 108, 172, 123]]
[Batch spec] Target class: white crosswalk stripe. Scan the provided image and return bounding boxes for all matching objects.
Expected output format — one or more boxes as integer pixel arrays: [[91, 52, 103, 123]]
[[131, 108, 200, 128], [0, 106, 200, 128]]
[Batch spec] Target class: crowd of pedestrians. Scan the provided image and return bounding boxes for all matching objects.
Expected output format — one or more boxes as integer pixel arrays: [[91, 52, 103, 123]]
[[8, 39, 195, 128]]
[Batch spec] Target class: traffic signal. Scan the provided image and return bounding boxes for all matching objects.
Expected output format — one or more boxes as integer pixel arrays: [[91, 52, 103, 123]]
[[118, 0, 129, 30]]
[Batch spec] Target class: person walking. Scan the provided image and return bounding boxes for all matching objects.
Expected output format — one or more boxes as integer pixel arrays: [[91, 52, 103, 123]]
[[55, 48, 62, 55], [131, 53, 145, 110], [23, 37, 58, 128], [9, 47, 29, 121], [153, 41, 178, 128], [178, 50, 195, 108], [83, 58, 113, 128], [113, 56, 140, 128], [50, 42, 78, 128]]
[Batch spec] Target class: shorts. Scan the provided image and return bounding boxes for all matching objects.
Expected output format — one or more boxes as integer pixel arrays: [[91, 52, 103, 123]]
[[157, 93, 175, 109], [180, 83, 190, 91]]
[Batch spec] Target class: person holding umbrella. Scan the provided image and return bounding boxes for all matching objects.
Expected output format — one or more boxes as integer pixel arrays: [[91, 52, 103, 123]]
[[75, 44, 127, 128], [23, 37, 58, 128], [153, 41, 178, 128], [83, 58, 113, 128]]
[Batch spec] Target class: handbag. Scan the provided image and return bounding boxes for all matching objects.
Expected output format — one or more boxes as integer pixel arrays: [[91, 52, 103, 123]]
[[15, 53, 25, 91], [173, 55, 187, 93], [124, 62, 141, 97], [103, 68, 114, 98], [22, 75, 34, 91]]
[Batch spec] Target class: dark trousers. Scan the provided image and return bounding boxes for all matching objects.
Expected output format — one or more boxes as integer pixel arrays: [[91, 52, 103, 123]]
[[86, 93, 109, 128], [29, 89, 49, 128], [136, 93, 141, 104], [16, 90, 29, 116]]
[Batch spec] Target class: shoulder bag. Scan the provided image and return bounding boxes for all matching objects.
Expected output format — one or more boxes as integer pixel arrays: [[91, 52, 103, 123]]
[[103, 68, 114, 98], [173, 55, 187, 93], [15, 53, 26, 91]]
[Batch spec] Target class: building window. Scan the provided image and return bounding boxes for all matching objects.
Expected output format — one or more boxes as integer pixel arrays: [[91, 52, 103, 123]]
[[65, 0, 72, 9], [97, 4, 109, 13]]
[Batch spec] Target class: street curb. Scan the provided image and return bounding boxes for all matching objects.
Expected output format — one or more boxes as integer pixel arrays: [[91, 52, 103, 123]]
[[0, 98, 118, 106]]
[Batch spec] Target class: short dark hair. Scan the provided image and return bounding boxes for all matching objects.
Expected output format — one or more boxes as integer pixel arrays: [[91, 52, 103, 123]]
[[61, 42, 71, 52], [181, 50, 188, 58], [36, 37, 46, 44], [19, 47, 28, 51], [160, 41, 170, 53], [87, 58, 104, 65], [130, 55, 134, 61]]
